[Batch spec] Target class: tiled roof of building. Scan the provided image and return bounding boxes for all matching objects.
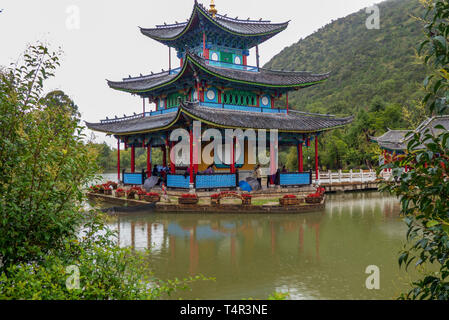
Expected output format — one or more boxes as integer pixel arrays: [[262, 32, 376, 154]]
[[140, 1, 289, 44], [371, 115, 449, 151], [107, 53, 329, 93], [85, 102, 353, 135]]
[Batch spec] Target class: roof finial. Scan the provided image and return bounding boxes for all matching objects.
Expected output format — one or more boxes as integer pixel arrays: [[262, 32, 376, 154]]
[[209, 0, 217, 18]]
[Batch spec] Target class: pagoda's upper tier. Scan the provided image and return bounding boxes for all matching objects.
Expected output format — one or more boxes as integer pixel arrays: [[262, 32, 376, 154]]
[[140, 1, 289, 50], [107, 53, 330, 96]]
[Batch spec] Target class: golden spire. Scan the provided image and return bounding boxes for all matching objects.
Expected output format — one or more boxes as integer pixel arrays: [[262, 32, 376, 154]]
[[209, 0, 217, 18]]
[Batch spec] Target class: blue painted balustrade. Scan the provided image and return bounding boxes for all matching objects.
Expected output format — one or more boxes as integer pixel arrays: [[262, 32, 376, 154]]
[[279, 172, 312, 187], [167, 174, 190, 189], [195, 174, 237, 189], [123, 172, 146, 185]]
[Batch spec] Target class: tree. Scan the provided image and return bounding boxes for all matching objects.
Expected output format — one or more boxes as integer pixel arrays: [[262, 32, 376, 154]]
[[381, 0, 449, 300], [0, 44, 204, 299]]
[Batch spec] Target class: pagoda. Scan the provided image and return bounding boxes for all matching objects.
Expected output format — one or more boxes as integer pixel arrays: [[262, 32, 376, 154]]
[[86, 1, 353, 189]]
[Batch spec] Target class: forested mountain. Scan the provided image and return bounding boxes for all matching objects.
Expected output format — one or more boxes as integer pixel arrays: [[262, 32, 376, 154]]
[[265, 0, 426, 116], [262, 0, 432, 170]]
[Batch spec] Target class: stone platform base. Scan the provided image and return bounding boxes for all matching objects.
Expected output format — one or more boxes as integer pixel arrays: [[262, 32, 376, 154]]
[[87, 193, 325, 214]]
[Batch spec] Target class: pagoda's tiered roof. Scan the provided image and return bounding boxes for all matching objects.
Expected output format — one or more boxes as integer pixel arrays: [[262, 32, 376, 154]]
[[107, 53, 330, 95], [371, 115, 449, 151], [85, 101, 353, 135], [140, 1, 289, 49]]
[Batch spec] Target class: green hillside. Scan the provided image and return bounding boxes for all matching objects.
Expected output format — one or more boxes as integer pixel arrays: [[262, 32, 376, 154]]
[[265, 0, 426, 116]]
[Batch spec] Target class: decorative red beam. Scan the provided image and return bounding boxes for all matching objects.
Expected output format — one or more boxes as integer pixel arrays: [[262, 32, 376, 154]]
[[170, 141, 176, 174], [315, 135, 319, 180], [189, 128, 194, 186], [202, 32, 209, 60], [231, 137, 235, 174], [117, 138, 121, 182]]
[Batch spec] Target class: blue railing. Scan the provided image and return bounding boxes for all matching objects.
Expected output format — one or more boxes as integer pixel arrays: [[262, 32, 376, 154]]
[[100, 101, 288, 124], [166, 173, 238, 189], [279, 172, 312, 187], [169, 67, 181, 75], [122, 170, 147, 185], [204, 59, 259, 72], [199, 101, 288, 114], [143, 108, 178, 118], [167, 174, 190, 189], [196, 173, 237, 189]]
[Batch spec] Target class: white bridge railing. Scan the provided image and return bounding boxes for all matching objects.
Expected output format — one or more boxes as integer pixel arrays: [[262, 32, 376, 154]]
[[312, 169, 393, 185]]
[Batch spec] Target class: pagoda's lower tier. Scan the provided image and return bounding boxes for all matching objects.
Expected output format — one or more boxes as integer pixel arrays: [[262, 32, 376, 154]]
[[86, 101, 353, 190]]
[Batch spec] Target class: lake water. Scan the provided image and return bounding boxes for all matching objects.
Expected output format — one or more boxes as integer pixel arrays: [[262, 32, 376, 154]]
[[95, 173, 412, 300]]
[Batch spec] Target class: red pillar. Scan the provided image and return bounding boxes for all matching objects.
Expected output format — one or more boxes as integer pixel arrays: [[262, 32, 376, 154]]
[[180, 57, 183, 67], [196, 81, 200, 101], [162, 145, 167, 168], [131, 145, 135, 173], [142, 98, 145, 115], [315, 135, 319, 180], [286, 92, 289, 114], [297, 143, 303, 173], [202, 32, 209, 60], [243, 55, 247, 66], [117, 139, 121, 182], [189, 128, 194, 186], [231, 137, 235, 174], [170, 141, 176, 174], [147, 144, 151, 177], [270, 140, 276, 185]]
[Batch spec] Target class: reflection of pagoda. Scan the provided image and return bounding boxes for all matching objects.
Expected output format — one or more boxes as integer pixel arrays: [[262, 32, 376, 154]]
[[86, 1, 353, 189]]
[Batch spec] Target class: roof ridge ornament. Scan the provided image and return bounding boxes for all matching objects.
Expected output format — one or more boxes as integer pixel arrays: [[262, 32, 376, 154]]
[[209, 0, 217, 18]]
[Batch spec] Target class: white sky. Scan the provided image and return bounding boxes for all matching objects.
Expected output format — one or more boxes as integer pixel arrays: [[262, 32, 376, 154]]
[[0, 0, 378, 147]]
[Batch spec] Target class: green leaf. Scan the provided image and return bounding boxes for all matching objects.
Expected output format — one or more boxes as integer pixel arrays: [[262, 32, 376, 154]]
[[426, 220, 440, 228]]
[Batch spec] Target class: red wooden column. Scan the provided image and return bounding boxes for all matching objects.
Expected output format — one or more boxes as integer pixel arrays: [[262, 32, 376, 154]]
[[230, 137, 235, 174], [269, 139, 276, 186], [170, 141, 176, 174], [202, 32, 209, 60], [286, 92, 289, 115], [117, 138, 121, 182], [189, 128, 194, 186], [147, 144, 152, 177], [297, 142, 303, 173], [162, 145, 167, 168], [131, 145, 135, 173], [315, 135, 319, 180]]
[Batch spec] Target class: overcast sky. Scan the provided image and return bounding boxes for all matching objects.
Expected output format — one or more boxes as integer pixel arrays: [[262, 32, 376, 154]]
[[0, 0, 378, 147]]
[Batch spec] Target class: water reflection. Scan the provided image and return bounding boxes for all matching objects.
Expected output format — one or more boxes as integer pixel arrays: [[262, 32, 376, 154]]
[[108, 192, 410, 300]]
